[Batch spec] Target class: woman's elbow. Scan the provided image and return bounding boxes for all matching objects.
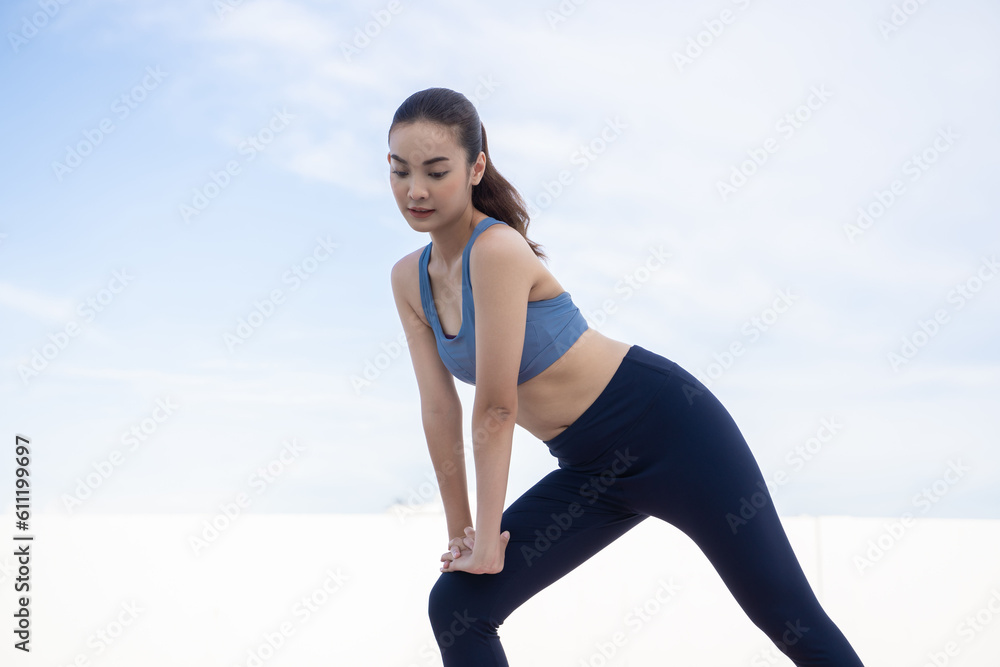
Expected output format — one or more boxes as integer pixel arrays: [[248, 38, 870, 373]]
[[472, 399, 517, 430]]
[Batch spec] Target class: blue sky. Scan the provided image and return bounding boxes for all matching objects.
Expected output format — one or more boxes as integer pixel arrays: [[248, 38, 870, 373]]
[[1, 0, 998, 520]]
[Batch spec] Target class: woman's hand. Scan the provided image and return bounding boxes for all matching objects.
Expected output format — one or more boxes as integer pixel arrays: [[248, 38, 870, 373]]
[[441, 526, 476, 568], [440, 526, 511, 574]]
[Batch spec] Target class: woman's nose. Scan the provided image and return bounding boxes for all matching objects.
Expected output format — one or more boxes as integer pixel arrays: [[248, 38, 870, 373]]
[[408, 179, 429, 199]]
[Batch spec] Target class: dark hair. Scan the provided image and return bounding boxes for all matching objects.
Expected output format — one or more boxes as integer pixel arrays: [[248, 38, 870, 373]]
[[388, 87, 547, 262]]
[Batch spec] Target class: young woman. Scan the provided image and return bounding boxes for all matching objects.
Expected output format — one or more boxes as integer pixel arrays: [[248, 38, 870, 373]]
[[388, 87, 866, 666]]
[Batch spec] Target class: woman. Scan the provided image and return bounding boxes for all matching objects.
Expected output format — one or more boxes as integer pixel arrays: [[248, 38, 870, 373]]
[[388, 87, 865, 666]]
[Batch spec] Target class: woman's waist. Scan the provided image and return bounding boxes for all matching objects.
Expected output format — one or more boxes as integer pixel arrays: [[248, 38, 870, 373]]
[[515, 332, 634, 441]]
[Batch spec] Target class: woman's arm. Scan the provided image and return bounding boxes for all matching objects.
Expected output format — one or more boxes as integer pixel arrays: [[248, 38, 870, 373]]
[[468, 402, 516, 561], [464, 225, 537, 564], [391, 255, 474, 543], [422, 403, 474, 542]]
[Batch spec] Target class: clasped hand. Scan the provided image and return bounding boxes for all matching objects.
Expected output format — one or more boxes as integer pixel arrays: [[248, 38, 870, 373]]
[[440, 526, 511, 574]]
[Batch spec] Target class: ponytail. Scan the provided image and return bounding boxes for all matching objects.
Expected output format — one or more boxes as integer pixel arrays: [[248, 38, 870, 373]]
[[388, 87, 548, 262], [471, 122, 547, 261]]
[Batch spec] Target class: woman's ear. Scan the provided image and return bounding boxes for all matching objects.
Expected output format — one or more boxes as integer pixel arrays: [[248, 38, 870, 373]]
[[471, 152, 486, 186]]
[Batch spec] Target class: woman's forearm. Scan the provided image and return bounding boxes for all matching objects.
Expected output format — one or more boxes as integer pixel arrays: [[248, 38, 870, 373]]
[[439, 473, 473, 541], [471, 404, 516, 556], [423, 407, 474, 541]]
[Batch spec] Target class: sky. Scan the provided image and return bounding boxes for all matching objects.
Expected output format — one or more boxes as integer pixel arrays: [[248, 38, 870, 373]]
[[1, 0, 998, 522]]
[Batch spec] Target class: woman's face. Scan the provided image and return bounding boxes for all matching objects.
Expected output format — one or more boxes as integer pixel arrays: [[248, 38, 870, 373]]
[[387, 120, 484, 228]]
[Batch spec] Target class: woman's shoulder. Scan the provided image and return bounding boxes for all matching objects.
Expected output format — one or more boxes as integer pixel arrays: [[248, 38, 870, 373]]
[[392, 244, 426, 271], [470, 217, 530, 256], [390, 246, 426, 299], [468, 220, 541, 291]]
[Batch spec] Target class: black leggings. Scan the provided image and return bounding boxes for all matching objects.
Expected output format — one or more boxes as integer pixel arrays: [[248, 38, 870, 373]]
[[428, 344, 865, 666]]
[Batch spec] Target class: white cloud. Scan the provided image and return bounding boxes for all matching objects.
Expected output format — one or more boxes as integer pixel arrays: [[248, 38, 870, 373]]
[[0, 282, 76, 322]]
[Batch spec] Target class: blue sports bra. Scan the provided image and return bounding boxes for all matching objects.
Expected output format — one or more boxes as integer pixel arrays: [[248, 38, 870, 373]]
[[418, 217, 589, 386]]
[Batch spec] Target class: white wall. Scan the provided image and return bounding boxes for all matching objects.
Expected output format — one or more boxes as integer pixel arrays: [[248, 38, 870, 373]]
[[4, 512, 999, 666]]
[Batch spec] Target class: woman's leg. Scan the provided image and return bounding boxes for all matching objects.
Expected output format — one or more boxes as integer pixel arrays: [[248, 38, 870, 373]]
[[428, 465, 648, 666], [429, 342, 867, 665], [618, 348, 866, 666]]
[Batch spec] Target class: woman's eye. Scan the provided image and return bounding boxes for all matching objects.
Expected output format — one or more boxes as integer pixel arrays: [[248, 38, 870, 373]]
[[391, 170, 448, 178]]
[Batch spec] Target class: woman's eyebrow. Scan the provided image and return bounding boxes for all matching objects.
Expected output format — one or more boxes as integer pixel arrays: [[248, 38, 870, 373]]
[[390, 155, 451, 165]]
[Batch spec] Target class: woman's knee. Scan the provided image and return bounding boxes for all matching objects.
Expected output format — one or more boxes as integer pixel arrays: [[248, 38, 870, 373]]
[[427, 573, 495, 642]]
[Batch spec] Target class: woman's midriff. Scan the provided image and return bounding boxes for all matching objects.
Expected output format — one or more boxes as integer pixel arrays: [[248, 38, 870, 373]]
[[515, 328, 633, 442]]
